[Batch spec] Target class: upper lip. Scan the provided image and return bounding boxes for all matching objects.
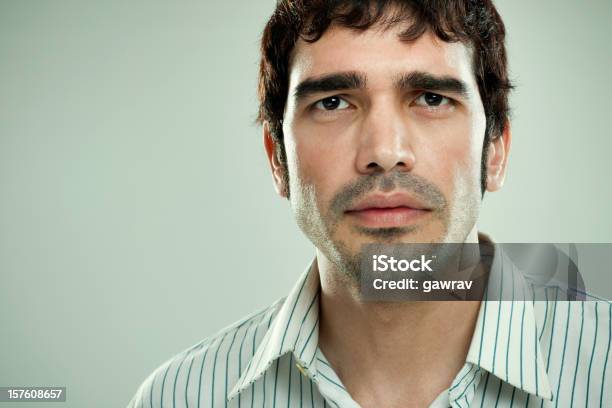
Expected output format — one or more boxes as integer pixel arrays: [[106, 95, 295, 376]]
[[346, 193, 431, 212]]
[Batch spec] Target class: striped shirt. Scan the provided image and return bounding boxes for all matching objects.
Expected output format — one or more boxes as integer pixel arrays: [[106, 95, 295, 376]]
[[127, 241, 611, 407]]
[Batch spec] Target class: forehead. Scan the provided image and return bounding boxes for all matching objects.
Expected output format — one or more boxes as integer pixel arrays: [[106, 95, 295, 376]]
[[288, 24, 477, 91]]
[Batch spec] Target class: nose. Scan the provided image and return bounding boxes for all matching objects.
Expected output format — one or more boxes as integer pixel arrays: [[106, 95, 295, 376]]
[[355, 100, 416, 174]]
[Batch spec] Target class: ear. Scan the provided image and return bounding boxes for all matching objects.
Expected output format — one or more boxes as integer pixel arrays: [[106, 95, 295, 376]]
[[485, 121, 512, 192], [263, 122, 288, 198]]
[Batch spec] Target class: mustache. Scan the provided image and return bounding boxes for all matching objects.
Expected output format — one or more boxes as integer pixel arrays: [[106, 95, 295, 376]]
[[328, 172, 447, 217]]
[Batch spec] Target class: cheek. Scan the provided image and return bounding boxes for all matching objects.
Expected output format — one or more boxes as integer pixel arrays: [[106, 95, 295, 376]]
[[285, 122, 352, 201], [449, 117, 486, 203], [283, 125, 355, 241], [283, 134, 322, 234], [417, 115, 484, 198]]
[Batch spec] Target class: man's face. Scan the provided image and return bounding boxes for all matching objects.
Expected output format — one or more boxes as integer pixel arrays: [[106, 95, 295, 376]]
[[271, 23, 497, 276]]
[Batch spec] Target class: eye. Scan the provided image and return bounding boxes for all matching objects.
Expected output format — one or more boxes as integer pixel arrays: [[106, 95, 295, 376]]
[[414, 92, 452, 107], [313, 96, 350, 111]]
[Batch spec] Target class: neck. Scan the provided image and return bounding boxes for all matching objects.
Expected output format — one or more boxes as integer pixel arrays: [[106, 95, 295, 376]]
[[316, 229, 483, 407]]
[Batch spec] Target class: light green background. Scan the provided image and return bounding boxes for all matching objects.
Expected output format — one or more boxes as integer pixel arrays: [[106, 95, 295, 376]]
[[1, 1, 610, 407]]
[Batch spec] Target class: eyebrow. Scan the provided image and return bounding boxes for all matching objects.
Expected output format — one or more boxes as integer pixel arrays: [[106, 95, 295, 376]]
[[395, 71, 469, 97], [292, 70, 470, 103], [293, 72, 366, 101]]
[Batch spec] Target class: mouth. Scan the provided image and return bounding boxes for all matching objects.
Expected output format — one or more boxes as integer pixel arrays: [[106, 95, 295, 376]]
[[344, 193, 432, 228], [345, 206, 431, 228]]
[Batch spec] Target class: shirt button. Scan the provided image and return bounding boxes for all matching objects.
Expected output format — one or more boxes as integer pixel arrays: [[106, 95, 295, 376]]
[[295, 362, 308, 376]]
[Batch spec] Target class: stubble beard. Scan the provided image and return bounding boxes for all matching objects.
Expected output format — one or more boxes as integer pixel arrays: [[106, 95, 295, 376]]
[[291, 172, 480, 285]]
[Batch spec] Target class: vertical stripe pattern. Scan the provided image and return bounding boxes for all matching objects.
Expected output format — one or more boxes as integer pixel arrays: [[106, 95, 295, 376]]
[[128, 249, 611, 408]]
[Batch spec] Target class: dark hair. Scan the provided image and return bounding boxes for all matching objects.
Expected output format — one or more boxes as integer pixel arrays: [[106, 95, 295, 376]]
[[258, 0, 512, 194]]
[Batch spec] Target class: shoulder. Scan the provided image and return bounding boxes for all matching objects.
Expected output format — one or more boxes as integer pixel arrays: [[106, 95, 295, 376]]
[[126, 298, 286, 408], [534, 296, 611, 404], [534, 288, 611, 351]]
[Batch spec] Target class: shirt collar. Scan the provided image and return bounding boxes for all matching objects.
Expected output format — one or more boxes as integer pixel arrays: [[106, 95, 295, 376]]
[[228, 234, 554, 403], [228, 258, 321, 401], [462, 237, 553, 402]]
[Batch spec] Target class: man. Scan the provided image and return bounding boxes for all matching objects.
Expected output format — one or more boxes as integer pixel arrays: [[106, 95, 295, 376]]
[[128, 1, 610, 407]]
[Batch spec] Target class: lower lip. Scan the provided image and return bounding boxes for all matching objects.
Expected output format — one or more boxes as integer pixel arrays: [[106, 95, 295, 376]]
[[346, 207, 430, 228]]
